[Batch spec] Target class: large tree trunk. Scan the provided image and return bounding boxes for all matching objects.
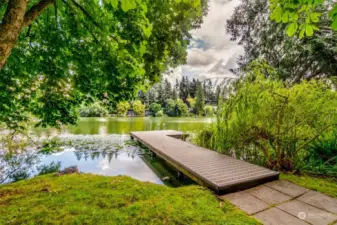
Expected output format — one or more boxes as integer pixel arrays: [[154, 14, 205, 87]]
[[0, 0, 29, 69], [0, 0, 55, 70]]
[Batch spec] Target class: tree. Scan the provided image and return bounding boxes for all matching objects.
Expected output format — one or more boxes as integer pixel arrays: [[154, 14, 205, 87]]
[[116, 101, 130, 117], [268, 0, 337, 37], [79, 102, 109, 117], [156, 84, 165, 106], [210, 61, 337, 170], [172, 89, 178, 100], [132, 100, 145, 116], [0, 0, 208, 129], [175, 99, 189, 117], [227, 0, 337, 82], [189, 78, 197, 98], [186, 95, 196, 109], [179, 76, 189, 101], [194, 81, 205, 115], [149, 103, 162, 117], [165, 99, 176, 117], [147, 88, 158, 105], [204, 105, 214, 117], [163, 78, 173, 101]]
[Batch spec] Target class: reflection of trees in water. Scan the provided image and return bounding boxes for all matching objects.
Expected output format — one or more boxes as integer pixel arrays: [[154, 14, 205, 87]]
[[72, 149, 140, 162], [0, 151, 39, 184]]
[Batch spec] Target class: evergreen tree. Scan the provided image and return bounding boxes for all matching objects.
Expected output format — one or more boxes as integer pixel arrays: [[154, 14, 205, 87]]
[[164, 79, 173, 100], [189, 78, 197, 98], [148, 89, 157, 105], [156, 84, 165, 106], [172, 89, 178, 100], [179, 76, 190, 101], [195, 81, 205, 115]]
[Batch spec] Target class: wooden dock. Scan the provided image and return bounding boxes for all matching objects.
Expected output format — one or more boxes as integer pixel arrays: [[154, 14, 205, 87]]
[[130, 130, 279, 193]]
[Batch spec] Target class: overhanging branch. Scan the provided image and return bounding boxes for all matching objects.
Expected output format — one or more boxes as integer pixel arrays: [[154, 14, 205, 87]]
[[23, 0, 56, 27]]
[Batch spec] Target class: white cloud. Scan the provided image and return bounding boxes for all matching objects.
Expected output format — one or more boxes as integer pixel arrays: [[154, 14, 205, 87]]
[[166, 0, 242, 85]]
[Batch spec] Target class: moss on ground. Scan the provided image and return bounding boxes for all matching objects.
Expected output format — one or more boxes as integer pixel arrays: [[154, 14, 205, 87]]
[[0, 174, 260, 225], [281, 174, 337, 198]]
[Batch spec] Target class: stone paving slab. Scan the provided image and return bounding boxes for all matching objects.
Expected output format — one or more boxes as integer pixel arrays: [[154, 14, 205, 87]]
[[255, 207, 309, 225], [247, 185, 292, 205], [265, 180, 309, 197], [298, 191, 337, 214], [220, 192, 269, 215], [277, 200, 337, 225]]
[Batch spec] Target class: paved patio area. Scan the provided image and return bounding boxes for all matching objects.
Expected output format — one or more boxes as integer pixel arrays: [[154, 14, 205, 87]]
[[219, 180, 337, 225]]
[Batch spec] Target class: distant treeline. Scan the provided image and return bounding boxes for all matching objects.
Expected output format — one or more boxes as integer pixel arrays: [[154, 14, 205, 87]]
[[137, 76, 222, 106]]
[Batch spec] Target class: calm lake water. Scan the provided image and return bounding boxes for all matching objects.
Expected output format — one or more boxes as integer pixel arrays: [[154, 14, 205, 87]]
[[4, 117, 213, 185], [30, 117, 214, 136]]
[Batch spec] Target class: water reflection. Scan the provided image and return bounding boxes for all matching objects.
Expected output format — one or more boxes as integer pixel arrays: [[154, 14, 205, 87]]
[[30, 117, 213, 136], [39, 148, 163, 184]]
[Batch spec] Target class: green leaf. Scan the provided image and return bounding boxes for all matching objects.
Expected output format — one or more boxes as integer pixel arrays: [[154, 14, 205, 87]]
[[331, 19, 337, 31], [121, 0, 136, 12], [328, 4, 337, 18], [111, 0, 118, 8], [309, 12, 321, 23], [287, 23, 298, 36], [282, 12, 288, 23], [305, 24, 314, 36], [270, 6, 282, 23]]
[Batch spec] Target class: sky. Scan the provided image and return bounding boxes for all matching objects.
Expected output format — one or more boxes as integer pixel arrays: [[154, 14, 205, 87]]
[[166, 0, 243, 85]]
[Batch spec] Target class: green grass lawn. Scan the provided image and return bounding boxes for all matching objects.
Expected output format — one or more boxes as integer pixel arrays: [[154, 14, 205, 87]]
[[281, 174, 337, 198], [0, 174, 260, 225]]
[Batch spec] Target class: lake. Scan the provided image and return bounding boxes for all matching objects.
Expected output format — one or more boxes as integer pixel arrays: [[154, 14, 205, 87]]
[[30, 117, 214, 136], [2, 117, 213, 185]]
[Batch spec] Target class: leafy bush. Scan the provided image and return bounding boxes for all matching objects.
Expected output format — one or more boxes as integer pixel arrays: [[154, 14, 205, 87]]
[[155, 110, 164, 117], [175, 99, 189, 117], [149, 103, 162, 116], [79, 102, 109, 117], [204, 105, 214, 116], [116, 101, 130, 116], [300, 133, 337, 176], [165, 99, 176, 116], [132, 100, 145, 116], [37, 162, 62, 175], [186, 96, 196, 108], [200, 61, 337, 172]]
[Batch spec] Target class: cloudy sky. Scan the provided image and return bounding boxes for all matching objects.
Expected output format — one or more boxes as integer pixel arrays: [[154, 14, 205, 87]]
[[166, 0, 243, 84]]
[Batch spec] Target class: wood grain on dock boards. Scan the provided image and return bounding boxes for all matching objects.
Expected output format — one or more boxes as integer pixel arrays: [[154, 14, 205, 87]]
[[130, 130, 279, 193]]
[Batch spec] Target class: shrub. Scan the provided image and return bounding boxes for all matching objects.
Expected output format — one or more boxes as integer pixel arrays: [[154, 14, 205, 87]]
[[300, 132, 337, 176], [201, 61, 337, 172], [155, 110, 164, 117], [165, 99, 176, 116], [149, 103, 162, 116], [132, 100, 145, 116], [175, 99, 189, 117], [186, 96, 196, 108], [116, 101, 130, 116], [204, 105, 214, 116], [79, 102, 108, 117], [37, 162, 62, 175]]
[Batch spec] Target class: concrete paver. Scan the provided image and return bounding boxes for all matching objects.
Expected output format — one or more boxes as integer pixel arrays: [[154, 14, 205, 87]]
[[265, 180, 308, 197], [277, 200, 337, 225], [220, 192, 269, 215]]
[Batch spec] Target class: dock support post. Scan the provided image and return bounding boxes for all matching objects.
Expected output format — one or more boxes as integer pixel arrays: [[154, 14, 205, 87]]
[[150, 151, 156, 159], [177, 171, 183, 180]]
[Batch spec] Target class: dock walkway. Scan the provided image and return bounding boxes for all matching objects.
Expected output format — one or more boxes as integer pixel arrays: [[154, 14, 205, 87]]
[[130, 130, 279, 193]]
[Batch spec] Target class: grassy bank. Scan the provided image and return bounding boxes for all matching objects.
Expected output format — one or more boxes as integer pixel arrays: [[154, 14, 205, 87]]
[[281, 174, 337, 198], [0, 174, 259, 225]]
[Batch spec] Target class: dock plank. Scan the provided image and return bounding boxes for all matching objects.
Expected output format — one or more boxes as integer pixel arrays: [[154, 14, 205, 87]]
[[130, 130, 279, 193]]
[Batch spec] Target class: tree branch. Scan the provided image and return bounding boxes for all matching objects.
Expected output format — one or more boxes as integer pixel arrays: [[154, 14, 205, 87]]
[[22, 0, 55, 27]]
